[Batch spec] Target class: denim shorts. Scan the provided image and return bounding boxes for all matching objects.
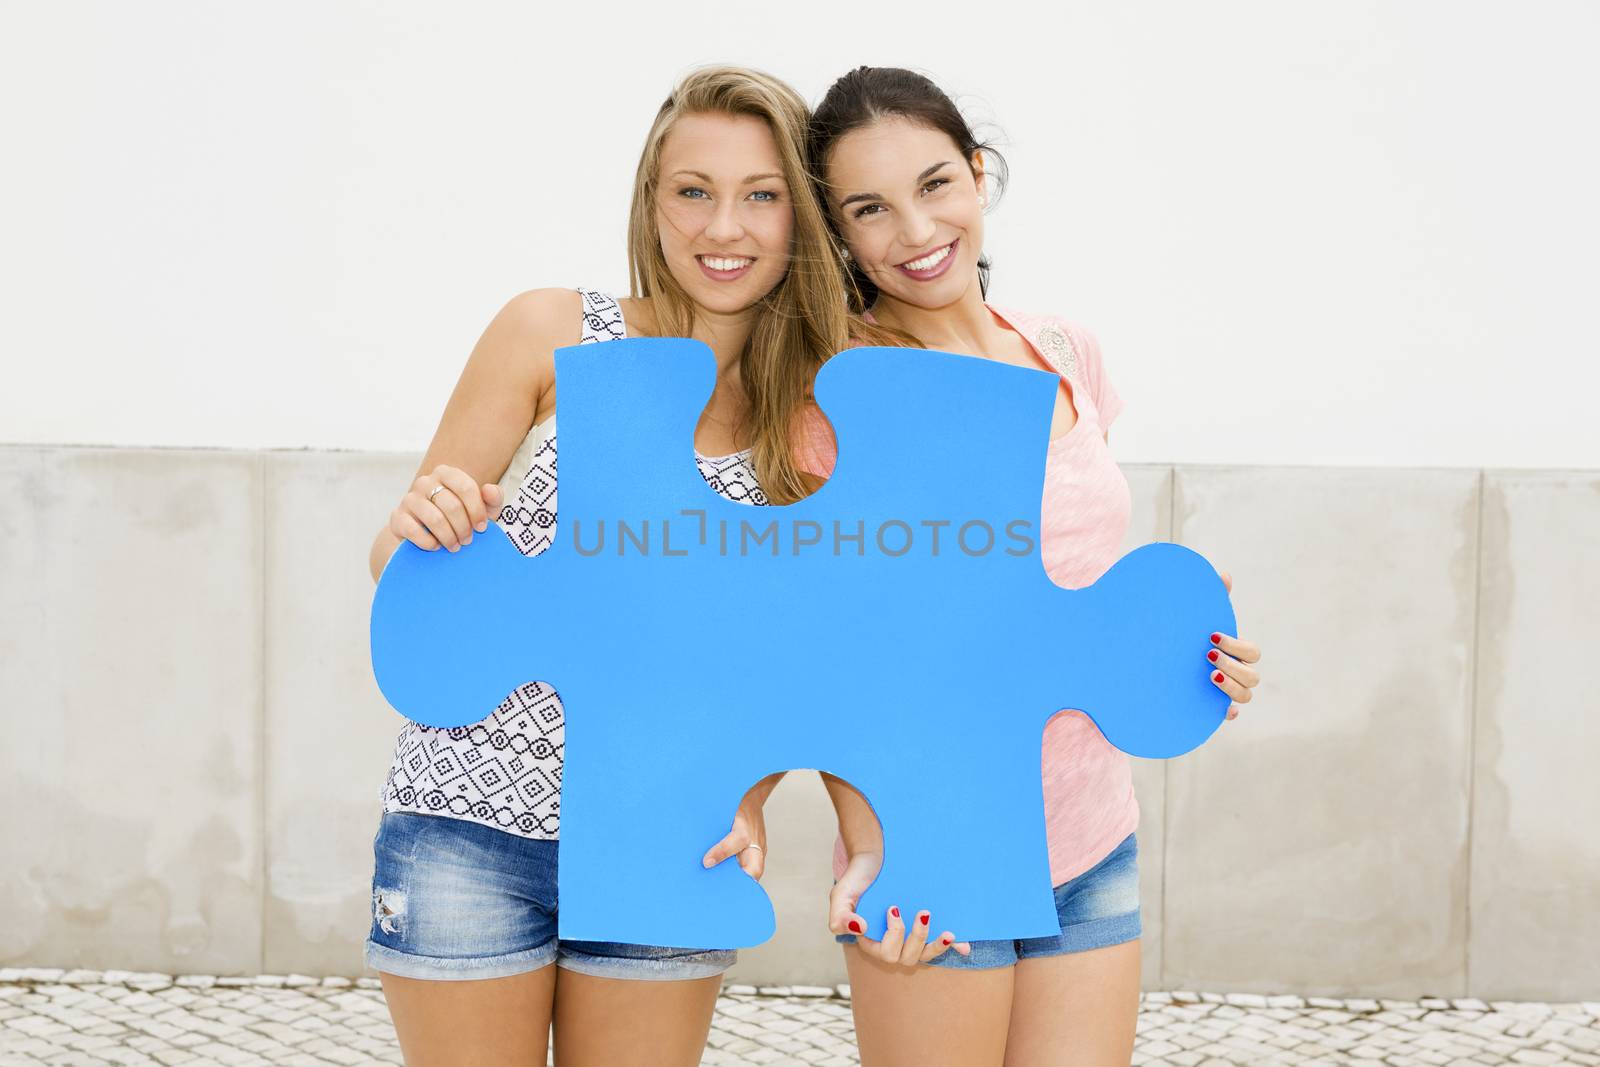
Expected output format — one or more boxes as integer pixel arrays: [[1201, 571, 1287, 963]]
[[836, 832, 1142, 970], [364, 811, 738, 982]]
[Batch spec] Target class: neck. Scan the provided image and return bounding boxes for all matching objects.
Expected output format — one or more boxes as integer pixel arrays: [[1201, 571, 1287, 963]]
[[690, 304, 756, 379], [868, 275, 995, 352]]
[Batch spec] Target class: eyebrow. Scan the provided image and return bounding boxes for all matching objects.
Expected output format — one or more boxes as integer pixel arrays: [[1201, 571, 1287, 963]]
[[837, 161, 955, 210], [670, 170, 787, 184]]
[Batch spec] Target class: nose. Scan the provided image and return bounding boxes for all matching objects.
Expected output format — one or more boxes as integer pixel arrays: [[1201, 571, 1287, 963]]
[[897, 205, 937, 252], [704, 198, 746, 245]]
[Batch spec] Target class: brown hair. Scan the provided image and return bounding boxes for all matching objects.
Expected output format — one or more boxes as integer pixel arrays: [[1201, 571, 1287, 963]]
[[808, 66, 1010, 313]]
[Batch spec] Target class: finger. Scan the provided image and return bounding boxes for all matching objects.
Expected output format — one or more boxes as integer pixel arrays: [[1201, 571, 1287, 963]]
[[921, 931, 962, 962], [1209, 631, 1261, 665], [393, 509, 441, 551], [425, 479, 477, 546], [701, 829, 746, 869], [1205, 648, 1260, 690], [898, 910, 931, 966], [1210, 668, 1252, 704], [1225, 705, 1240, 721], [405, 488, 463, 550], [877, 906, 906, 963], [409, 474, 464, 544], [1219, 569, 1233, 594], [435, 467, 490, 533], [739, 844, 765, 881]]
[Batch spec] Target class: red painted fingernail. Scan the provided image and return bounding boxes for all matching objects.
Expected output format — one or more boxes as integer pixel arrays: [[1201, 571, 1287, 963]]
[[889, 907, 899, 919], [942, 936, 952, 945], [1214, 671, 1225, 683], [849, 920, 863, 934], [1207, 650, 1219, 663], [919, 913, 930, 926], [1211, 633, 1222, 644]]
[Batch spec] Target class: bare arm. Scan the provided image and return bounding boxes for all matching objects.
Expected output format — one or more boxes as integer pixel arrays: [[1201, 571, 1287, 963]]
[[367, 288, 579, 583]]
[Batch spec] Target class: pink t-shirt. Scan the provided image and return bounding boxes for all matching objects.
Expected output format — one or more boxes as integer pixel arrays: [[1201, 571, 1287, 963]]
[[803, 304, 1139, 889]]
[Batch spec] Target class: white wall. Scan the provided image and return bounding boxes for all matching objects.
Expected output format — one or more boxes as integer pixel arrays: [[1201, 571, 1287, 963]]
[[7, 444, 1598, 998], [3, 0, 1596, 469]]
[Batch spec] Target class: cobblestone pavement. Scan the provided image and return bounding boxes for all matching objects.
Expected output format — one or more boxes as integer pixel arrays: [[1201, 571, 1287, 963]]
[[2, 969, 1598, 1065]]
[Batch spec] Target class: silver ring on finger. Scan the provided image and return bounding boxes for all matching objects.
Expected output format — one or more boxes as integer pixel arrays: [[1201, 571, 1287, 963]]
[[427, 485, 447, 503], [741, 843, 764, 854]]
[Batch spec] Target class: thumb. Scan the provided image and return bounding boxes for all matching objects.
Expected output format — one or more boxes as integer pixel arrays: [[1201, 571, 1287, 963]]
[[1219, 569, 1233, 594], [483, 482, 505, 515], [826, 885, 860, 932]]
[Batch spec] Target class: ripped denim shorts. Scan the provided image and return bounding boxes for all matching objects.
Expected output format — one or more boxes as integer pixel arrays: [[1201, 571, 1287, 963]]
[[364, 811, 737, 982]]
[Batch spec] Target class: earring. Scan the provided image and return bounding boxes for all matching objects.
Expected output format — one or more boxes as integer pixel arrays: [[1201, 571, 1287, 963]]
[[839, 246, 852, 262]]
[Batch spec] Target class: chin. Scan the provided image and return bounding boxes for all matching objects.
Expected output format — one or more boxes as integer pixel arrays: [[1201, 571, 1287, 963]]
[[670, 265, 782, 316], [691, 283, 760, 315], [879, 275, 963, 311]]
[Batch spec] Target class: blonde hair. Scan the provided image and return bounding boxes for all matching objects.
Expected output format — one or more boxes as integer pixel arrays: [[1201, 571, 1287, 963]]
[[627, 65, 890, 504]]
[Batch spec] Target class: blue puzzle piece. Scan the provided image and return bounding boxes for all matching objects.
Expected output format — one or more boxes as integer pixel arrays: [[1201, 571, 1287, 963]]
[[371, 338, 1235, 947]]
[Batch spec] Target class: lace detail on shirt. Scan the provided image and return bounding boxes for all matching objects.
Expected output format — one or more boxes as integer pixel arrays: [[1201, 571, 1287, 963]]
[[380, 288, 763, 839], [1032, 321, 1080, 380]]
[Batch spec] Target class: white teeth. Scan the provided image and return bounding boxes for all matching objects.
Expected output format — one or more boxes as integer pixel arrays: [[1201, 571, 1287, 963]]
[[701, 256, 752, 271], [903, 244, 952, 271]]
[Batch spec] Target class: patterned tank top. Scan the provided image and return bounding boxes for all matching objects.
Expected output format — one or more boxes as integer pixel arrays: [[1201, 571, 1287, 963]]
[[379, 288, 767, 839]]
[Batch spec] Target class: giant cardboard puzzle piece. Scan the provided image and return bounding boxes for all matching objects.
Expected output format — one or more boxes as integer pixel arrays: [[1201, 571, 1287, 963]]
[[371, 338, 1235, 947]]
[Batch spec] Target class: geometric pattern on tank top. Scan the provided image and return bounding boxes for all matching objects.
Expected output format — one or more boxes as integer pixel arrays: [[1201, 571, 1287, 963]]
[[380, 288, 768, 839]]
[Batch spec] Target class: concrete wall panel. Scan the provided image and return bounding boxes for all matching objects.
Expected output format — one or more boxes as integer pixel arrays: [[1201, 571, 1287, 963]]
[[0, 447, 265, 974], [1470, 471, 1600, 1000], [1164, 467, 1479, 997]]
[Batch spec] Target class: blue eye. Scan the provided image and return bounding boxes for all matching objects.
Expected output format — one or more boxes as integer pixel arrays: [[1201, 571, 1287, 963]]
[[679, 187, 709, 200], [750, 190, 779, 202]]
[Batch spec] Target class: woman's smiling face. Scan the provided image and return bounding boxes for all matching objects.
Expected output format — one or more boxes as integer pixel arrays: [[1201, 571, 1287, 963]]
[[655, 111, 795, 315], [824, 115, 987, 310]]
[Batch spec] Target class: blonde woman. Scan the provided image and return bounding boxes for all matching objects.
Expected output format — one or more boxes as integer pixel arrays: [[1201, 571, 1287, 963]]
[[362, 66, 855, 1066]]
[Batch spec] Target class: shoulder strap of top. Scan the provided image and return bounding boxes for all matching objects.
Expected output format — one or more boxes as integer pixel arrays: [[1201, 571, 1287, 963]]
[[577, 288, 627, 344], [988, 303, 1080, 381]]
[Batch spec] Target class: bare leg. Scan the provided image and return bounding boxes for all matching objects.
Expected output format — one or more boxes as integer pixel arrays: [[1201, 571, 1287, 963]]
[[1003, 939, 1141, 1067], [844, 943, 1014, 1067], [378, 964, 556, 1066], [550, 968, 722, 1067]]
